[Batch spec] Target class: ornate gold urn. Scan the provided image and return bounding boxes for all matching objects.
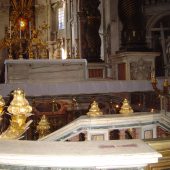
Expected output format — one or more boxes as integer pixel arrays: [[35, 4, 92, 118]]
[[119, 99, 134, 114], [0, 88, 32, 139], [8, 88, 32, 116], [86, 101, 103, 117], [37, 115, 50, 139]]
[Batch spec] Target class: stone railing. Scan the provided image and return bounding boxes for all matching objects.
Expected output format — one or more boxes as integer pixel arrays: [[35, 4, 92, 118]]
[[40, 112, 161, 141]]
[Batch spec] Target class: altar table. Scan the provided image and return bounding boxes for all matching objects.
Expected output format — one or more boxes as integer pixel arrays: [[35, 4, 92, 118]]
[[4, 59, 87, 83], [0, 139, 161, 169]]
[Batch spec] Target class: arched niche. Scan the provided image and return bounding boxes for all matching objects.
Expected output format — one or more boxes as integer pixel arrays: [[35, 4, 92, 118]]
[[146, 11, 170, 76]]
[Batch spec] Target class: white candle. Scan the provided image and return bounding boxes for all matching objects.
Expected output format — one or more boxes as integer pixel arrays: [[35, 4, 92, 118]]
[[20, 22, 21, 39], [9, 21, 11, 38], [29, 21, 31, 38]]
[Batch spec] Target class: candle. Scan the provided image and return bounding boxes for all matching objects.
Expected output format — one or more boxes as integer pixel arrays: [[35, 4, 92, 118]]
[[29, 21, 31, 39], [20, 29, 21, 39], [19, 21, 21, 39], [20, 21, 21, 39], [9, 21, 11, 38]]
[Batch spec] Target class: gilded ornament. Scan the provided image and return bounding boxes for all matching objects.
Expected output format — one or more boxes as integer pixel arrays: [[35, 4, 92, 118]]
[[0, 0, 49, 59], [0, 88, 32, 139], [119, 99, 134, 114], [7, 88, 32, 116], [86, 101, 103, 117], [37, 115, 50, 138]]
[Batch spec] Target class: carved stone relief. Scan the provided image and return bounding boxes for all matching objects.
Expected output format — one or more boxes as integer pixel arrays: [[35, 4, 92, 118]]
[[130, 58, 151, 80]]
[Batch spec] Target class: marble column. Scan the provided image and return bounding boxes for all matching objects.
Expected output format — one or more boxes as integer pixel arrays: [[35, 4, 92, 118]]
[[77, 10, 87, 60], [78, 0, 102, 62], [119, 129, 126, 139], [130, 128, 138, 139], [135, 128, 142, 139]]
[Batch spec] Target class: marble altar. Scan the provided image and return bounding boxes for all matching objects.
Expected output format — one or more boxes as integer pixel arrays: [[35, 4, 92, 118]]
[[4, 59, 87, 83], [0, 139, 161, 169], [111, 52, 160, 80]]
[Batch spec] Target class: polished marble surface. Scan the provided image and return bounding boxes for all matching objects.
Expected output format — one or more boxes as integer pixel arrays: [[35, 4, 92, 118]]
[[0, 139, 161, 169], [4, 59, 87, 83]]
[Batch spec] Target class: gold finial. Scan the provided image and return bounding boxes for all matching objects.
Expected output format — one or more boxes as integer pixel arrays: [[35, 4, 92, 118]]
[[7, 88, 32, 116], [86, 101, 103, 117], [0, 89, 32, 139], [119, 99, 134, 114], [37, 115, 50, 138]]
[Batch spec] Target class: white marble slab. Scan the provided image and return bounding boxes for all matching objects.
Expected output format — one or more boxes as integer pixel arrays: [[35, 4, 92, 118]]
[[4, 59, 87, 83], [0, 139, 161, 169], [0, 79, 166, 97]]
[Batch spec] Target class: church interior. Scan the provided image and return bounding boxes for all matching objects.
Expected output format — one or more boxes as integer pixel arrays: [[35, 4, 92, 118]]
[[0, 0, 169, 169]]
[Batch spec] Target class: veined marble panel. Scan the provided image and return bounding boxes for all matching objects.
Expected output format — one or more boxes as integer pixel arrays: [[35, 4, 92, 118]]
[[5, 59, 87, 83]]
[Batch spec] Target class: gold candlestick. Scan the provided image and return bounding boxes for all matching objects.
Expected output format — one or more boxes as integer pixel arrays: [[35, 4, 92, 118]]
[[19, 41, 23, 59], [75, 38, 79, 59], [28, 41, 33, 59], [8, 39, 13, 59]]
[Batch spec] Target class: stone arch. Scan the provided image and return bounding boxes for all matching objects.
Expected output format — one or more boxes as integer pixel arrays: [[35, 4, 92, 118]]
[[146, 10, 170, 32], [146, 10, 170, 48], [146, 11, 170, 76]]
